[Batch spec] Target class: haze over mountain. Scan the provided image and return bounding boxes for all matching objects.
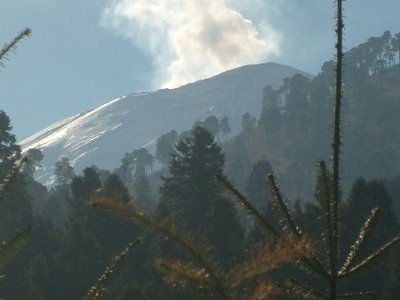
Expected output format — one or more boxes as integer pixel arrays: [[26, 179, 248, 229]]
[[20, 62, 310, 185]]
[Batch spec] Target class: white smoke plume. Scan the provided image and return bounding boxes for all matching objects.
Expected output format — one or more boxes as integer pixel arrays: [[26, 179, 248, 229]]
[[102, 0, 281, 88]]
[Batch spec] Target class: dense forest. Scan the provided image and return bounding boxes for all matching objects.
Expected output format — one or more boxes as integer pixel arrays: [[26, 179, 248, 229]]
[[1, 2, 400, 299]]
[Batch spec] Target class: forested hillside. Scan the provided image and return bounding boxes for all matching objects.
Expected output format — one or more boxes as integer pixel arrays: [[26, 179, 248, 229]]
[[1, 17, 400, 300], [223, 31, 400, 203]]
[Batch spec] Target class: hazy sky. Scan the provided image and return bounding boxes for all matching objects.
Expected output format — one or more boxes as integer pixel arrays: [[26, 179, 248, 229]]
[[1, 0, 399, 140]]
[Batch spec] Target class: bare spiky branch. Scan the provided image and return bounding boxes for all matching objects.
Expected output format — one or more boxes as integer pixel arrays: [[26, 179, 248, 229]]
[[0, 28, 31, 69], [216, 174, 329, 279], [266, 173, 300, 238], [339, 236, 400, 278], [339, 207, 379, 274], [227, 236, 312, 288], [86, 238, 142, 299]]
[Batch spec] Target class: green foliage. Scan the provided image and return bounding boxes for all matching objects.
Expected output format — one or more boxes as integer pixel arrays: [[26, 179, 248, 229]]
[[159, 127, 244, 264], [89, 197, 311, 300], [0, 227, 31, 269], [22, 148, 43, 178], [104, 173, 130, 204], [156, 130, 178, 168], [241, 112, 256, 135], [0, 111, 21, 181], [58, 168, 142, 299], [132, 173, 151, 205], [219, 116, 231, 141], [54, 157, 75, 186], [228, 30, 400, 202]]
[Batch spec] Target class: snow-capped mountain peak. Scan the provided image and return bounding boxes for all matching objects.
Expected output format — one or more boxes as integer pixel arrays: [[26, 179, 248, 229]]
[[21, 62, 311, 185]]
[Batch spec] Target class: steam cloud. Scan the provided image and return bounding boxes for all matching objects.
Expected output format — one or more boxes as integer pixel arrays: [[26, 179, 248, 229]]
[[102, 0, 281, 88]]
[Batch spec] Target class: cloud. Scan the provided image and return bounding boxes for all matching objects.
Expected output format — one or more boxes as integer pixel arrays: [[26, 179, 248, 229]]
[[101, 0, 281, 88]]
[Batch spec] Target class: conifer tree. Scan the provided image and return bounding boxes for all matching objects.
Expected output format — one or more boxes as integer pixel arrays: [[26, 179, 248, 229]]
[[0, 111, 21, 180], [203, 115, 220, 138], [70, 167, 102, 206], [132, 173, 151, 205], [104, 174, 130, 204], [156, 130, 178, 168], [60, 168, 141, 299], [216, 1, 400, 298], [240, 112, 256, 136], [54, 157, 74, 186], [23, 148, 43, 178], [132, 148, 154, 176], [220, 116, 231, 142], [158, 127, 244, 262], [258, 84, 280, 130], [0, 29, 62, 298], [115, 152, 134, 184]]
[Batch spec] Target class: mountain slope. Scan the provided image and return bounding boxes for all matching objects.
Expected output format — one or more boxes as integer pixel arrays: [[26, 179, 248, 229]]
[[21, 62, 310, 185]]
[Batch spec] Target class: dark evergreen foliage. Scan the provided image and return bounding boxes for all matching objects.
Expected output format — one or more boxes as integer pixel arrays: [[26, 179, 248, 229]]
[[219, 116, 231, 142], [158, 127, 244, 264], [156, 130, 178, 168], [0, 111, 21, 181], [246, 160, 273, 211], [54, 157, 74, 186]]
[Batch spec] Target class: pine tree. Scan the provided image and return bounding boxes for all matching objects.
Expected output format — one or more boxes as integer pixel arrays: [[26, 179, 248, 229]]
[[104, 174, 130, 204], [203, 115, 220, 138], [158, 126, 244, 263], [0, 29, 64, 298], [132, 148, 154, 176], [0, 111, 21, 181], [240, 112, 256, 136], [23, 148, 43, 178], [54, 157, 74, 186], [70, 167, 102, 206], [220, 116, 231, 142], [115, 152, 134, 184], [132, 173, 151, 205], [159, 127, 223, 227], [259, 84, 281, 129], [156, 130, 178, 168], [59, 169, 141, 299]]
